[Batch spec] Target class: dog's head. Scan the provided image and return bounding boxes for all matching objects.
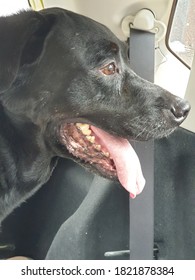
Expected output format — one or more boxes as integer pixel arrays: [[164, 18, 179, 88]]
[[0, 8, 190, 196]]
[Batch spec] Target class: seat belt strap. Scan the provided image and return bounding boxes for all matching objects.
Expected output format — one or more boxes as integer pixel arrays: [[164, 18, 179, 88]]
[[129, 28, 155, 260]]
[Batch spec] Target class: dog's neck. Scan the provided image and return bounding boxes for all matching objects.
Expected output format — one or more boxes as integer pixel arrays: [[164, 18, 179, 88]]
[[0, 102, 58, 222]]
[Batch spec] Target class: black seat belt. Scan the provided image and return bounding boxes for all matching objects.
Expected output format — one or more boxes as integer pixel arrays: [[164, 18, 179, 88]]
[[129, 28, 155, 260]]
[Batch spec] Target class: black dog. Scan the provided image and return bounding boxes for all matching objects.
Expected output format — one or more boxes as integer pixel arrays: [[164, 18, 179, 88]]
[[0, 8, 190, 222]]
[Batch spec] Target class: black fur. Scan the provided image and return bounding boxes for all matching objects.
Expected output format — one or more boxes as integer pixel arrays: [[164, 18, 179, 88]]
[[0, 8, 190, 222]]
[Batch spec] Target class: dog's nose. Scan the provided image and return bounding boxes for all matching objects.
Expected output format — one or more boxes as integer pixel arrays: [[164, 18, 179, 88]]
[[170, 97, 191, 124]]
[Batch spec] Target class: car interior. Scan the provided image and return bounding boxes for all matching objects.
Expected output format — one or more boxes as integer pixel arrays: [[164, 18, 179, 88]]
[[0, 0, 195, 260]]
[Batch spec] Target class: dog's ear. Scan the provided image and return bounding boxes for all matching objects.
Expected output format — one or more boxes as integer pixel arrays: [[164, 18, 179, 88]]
[[0, 11, 55, 92], [20, 13, 56, 66]]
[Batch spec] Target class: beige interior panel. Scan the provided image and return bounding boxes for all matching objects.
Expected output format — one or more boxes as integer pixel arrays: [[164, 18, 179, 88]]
[[182, 55, 195, 133], [30, 0, 172, 41]]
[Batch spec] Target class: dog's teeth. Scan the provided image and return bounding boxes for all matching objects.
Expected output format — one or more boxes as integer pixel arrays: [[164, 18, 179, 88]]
[[82, 124, 90, 131], [95, 145, 101, 151], [86, 136, 95, 143], [76, 123, 89, 130], [83, 130, 91, 136], [76, 123, 91, 135], [103, 151, 110, 157]]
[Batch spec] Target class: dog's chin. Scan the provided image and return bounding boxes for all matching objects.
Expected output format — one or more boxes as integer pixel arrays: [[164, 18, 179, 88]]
[[129, 125, 177, 141], [74, 159, 118, 182], [59, 122, 118, 180]]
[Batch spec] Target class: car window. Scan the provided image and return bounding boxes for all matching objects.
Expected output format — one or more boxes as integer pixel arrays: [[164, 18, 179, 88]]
[[168, 0, 195, 68]]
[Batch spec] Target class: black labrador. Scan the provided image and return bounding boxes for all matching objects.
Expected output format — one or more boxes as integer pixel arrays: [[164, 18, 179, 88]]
[[0, 8, 190, 222]]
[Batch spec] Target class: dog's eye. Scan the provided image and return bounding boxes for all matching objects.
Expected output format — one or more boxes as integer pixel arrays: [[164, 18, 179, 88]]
[[101, 62, 117, 75]]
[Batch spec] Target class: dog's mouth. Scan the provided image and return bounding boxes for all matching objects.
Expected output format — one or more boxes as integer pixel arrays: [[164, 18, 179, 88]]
[[59, 122, 145, 198], [60, 123, 117, 175]]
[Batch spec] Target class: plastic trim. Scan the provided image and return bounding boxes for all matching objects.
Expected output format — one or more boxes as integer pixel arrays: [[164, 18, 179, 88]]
[[165, 0, 191, 70]]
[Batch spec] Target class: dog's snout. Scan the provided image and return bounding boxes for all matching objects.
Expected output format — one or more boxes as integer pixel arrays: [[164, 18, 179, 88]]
[[170, 98, 191, 124]]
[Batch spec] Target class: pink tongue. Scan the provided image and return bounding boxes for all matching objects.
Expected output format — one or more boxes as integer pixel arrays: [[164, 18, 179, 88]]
[[91, 126, 145, 198]]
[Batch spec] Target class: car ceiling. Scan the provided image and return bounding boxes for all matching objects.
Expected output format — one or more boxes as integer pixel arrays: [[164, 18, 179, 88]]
[[30, 0, 173, 41]]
